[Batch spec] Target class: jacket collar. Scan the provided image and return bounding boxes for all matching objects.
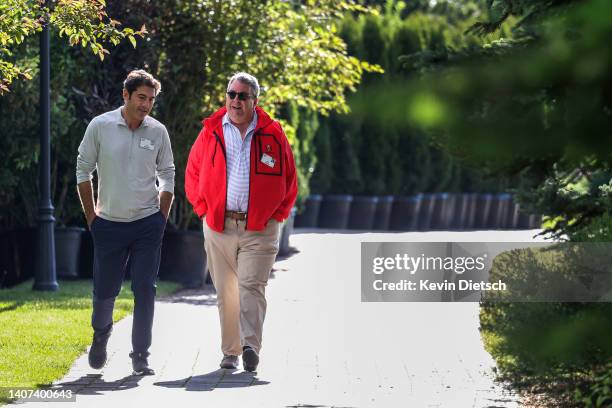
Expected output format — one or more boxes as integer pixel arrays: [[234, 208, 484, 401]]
[[203, 106, 274, 133]]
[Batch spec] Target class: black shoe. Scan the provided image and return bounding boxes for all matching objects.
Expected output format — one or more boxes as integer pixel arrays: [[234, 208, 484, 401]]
[[130, 351, 155, 376], [220, 355, 239, 369], [242, 346, 259, 372], [88, 326, 112, 369]]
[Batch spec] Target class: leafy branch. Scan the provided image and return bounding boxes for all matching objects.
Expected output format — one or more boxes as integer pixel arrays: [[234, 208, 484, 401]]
[[0, 0, 147, 94]]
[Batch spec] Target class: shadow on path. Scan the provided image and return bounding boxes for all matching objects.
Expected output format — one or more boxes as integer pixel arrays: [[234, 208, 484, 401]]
[[285, 405, 357, 408], [154, 368, 270, 392], [157, 286, 217, 306], [51, 373, 145, 395]]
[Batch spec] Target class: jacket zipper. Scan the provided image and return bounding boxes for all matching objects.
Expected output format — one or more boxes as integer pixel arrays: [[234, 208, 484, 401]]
[[212, 130, 226, 166], [213, 130, 228, 221], [245, 130, 260, 229]]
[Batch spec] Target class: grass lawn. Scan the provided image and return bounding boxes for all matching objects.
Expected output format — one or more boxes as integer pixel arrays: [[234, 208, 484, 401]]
[[0, 279, 180, 404]]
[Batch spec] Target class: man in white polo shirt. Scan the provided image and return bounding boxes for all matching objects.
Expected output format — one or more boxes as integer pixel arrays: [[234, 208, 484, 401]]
[[76, 70, 175, 375]]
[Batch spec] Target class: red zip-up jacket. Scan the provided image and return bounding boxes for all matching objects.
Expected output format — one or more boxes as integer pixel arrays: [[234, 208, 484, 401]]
[[185, 106, 298, 232]]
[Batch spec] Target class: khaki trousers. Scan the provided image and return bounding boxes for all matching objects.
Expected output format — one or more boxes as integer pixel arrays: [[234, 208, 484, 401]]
[[203, 217, 280, 356]]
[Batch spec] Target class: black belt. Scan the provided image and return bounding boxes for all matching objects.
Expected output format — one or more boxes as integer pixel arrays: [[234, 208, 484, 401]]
[[225, 211, 247, 221]]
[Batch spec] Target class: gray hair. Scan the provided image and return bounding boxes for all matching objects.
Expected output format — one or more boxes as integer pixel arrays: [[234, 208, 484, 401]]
[[227, 72, 260, 98]]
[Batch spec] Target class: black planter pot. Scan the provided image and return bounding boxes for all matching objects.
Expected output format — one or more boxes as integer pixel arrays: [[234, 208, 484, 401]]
[[318, 195, 353, 229], [505, 199, 520, 229], [464, 193, 479, 229], [451, 193, 470, 230], [515, 204, 534, 229], [474, 194, 494, 229], [348, 196, 379, 230], [431, 193, 452, 230], [55, 227, 85, 279], [443, 193, 457, 230], [529, 214, 542, 229], [0, 231, 17, 288], [278, 207, 296, 256], [517, 212, 532, 229], [486, 193, 512, 229], [2, 227, 85, 286], [159, 229, 207, 288], [417, 194, 436, 231], [6, 228, 37, 287], [0, 228, 38, 288], [294, 194, 322, 228], [390, 195, 422, 231], [372, 195, 394, 231]]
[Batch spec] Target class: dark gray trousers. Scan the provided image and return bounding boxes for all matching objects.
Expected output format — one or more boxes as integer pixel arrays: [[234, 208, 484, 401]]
[[90, 211, 166, 353]]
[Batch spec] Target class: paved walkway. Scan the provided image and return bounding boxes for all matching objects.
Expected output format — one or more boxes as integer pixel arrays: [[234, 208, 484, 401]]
[[16, 230, 546, 408]]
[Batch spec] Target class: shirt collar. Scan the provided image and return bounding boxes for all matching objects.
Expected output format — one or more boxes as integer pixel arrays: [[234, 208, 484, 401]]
[[222, 110, 258, 135], [114, 106, 149, 128]]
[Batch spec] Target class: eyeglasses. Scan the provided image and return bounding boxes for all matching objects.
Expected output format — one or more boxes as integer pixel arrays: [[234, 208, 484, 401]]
[[226, 91, 253, 101]]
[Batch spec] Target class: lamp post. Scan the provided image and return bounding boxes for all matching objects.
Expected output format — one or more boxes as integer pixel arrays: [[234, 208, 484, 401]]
[[33, 0, 58, 291]]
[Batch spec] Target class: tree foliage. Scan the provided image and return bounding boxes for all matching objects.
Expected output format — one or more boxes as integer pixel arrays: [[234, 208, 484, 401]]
[[311, 1, 509, 196], [0, 0, 381, 230], [355, 0, 612, 238], [0, 0, 146, 93], [150, 0, 381, 227], [361, 1, 612, 405]]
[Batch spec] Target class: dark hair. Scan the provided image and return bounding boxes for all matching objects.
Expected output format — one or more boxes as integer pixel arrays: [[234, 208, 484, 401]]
[[123, 69, 161, 96]]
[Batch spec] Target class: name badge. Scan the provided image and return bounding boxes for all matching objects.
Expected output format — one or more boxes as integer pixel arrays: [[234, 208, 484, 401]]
[[139, 137, 154, 151], [261, 153, 276, 168]]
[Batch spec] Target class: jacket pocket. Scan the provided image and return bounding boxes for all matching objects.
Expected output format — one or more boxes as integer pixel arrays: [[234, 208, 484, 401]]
[[254, 133, 283, 176]]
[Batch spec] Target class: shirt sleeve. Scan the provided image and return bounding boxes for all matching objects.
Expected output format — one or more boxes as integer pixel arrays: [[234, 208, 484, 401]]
[[156, 125, 176, 194], [75, 118, 99, 184]]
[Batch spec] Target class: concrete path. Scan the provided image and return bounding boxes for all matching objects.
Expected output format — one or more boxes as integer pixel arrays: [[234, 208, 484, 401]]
[[15, 230, 547, 408]]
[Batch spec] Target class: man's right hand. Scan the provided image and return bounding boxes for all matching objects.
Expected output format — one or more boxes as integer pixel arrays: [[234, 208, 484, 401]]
[[77, 181, 97, 230], [87, 214, 97, 229]]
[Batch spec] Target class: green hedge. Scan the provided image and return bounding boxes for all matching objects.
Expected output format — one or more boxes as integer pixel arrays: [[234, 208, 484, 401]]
[[480, 215, 612, 407], [310, 8, 510, 196]]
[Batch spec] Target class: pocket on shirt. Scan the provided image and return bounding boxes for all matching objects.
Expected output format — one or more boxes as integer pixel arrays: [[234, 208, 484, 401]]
[[134, 137, 159, 173]]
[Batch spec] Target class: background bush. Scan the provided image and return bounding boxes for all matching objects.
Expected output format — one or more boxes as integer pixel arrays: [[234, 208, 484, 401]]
[[309, 2, 512, 198], [480, 213, 612, 406]]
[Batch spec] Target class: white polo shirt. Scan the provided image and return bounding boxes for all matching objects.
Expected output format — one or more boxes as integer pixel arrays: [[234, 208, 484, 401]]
[[76, 107, 175, 222]]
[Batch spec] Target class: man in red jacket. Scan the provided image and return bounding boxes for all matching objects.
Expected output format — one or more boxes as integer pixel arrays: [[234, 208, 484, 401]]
[[185, 72, 297, 372]]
